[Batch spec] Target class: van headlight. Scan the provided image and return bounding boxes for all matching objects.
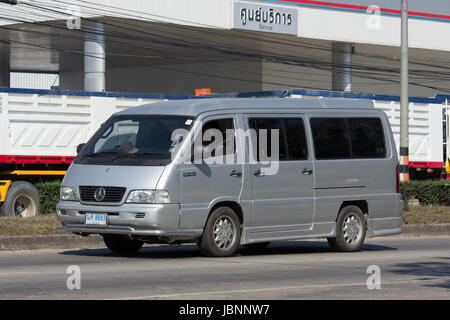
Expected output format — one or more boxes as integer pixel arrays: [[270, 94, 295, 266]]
[[126, 190, 171, 204], [60, 186, 79, 201]]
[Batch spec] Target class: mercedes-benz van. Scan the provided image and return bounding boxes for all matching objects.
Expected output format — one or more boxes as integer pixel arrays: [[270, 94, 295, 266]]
[[56, 98, 402, 257]]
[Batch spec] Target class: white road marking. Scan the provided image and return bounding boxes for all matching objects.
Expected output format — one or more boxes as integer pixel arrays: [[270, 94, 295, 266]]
[[112, 277, 449, 300], [0, 271, 44, 276]]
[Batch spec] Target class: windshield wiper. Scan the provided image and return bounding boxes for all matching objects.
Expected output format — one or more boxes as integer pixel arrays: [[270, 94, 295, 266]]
[[112, 152, 171, 162], [82, 151, 118, 158]]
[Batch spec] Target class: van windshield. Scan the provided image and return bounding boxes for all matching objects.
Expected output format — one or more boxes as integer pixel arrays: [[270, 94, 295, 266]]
[[76, 115, 194, 166]]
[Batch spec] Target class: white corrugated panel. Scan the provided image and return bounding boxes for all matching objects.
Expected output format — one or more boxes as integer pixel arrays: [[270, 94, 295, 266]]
[[0, 92, 163, 157], [10, 72, 59, 90]]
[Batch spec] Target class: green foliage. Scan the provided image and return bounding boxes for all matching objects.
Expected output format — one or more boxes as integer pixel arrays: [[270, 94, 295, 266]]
[[401, 180, 450, 206], [35, 180, 61, 214]]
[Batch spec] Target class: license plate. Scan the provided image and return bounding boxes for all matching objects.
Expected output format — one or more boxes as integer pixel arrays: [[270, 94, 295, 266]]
[[85, 213, 107, 225]]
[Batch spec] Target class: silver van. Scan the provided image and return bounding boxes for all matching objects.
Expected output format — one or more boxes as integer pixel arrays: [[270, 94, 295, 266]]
[[56, 98, 402, 257]]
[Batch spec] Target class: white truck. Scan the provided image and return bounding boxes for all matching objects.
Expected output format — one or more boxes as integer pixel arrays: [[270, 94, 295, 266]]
[[0, 89, 168, 217], [0, 88, 448, 217]]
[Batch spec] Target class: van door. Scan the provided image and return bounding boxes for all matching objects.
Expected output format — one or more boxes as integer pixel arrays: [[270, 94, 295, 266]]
[[178, 115, 244, 231], [244, 115, 314, 237]]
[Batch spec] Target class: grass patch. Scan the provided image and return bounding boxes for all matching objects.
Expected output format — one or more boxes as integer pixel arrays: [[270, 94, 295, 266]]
[[0, 214, 65, 237], [402, 205, 450, 225]]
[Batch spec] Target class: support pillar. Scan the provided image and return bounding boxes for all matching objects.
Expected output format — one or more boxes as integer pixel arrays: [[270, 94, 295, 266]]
[[84, 21, 105, 92], [332, 42, 352, 92], [0, 45, 10, 88], [0, 68, 9, 88], [400, 0, 410, 182]]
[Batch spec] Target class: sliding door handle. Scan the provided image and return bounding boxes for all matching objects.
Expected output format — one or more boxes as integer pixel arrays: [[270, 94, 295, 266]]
[[254, 169, 265, 177], [230, 170, 242, 177]]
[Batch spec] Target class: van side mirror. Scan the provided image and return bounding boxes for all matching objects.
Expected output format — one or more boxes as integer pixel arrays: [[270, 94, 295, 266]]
[[77, 143, 87, 154]]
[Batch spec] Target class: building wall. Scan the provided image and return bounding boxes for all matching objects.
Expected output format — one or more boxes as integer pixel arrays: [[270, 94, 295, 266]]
[[60, 60, 263, 95], [3, 0, 450, 51], [4, 0, 450, 96], [261, 61, 443, 97], [296, 6, 450, 51], [313, 0, 450, 15], [59, 58, 444, 97], [262, 62, 330, 92]]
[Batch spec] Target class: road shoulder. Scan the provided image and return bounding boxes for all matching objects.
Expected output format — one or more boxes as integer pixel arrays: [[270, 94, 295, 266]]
[[0, 224, 449, 251]]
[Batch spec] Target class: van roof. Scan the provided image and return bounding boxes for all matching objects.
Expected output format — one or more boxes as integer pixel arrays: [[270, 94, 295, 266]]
[[116, 98, 374, 117]]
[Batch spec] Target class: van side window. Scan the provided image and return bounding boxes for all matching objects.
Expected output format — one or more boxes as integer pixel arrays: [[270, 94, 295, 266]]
[[284, 118, 309, 160], [310, 118, 351, 159], [248, 118, 308, 161], [310, 117, 387, 160], [348, 118, 386, 158], [201, 118, 235, 157]]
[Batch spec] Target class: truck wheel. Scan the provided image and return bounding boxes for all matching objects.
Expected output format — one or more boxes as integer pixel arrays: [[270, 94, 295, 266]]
[[0, 181, 40, 217], [199, 206, 241, 257], [327, 205, 366, 252], [103, 234, 143, 255]]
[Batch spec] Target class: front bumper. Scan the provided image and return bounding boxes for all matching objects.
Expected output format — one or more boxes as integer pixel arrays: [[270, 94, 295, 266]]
[[56, 201, 202, 239]]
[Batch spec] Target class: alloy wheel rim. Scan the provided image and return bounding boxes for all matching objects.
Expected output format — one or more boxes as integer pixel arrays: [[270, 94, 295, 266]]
[[342, 214, 362, 244], [213, 215, 235, 250]]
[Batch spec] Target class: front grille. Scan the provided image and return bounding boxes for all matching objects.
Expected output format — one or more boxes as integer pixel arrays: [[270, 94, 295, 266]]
[[79, 186, 126, 203]]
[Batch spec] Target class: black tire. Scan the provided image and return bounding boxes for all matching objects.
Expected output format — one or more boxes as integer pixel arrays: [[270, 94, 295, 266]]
[[327, 205, 366, 252], [199, 206, 241, 257], [103, 234, 144, 255], [244, 242, 270, 251], [0, 181, 40, 217]]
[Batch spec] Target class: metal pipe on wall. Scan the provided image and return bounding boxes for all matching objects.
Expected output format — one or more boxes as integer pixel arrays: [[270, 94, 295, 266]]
[[84, 21, 105, 92], [332, 42, 352, 92]]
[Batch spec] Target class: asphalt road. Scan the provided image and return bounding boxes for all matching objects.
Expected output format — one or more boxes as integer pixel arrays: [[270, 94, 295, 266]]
[[0, 235, 448, 300]]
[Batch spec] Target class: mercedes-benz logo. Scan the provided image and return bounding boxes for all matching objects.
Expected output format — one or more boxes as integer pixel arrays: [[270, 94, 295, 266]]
[[94, 187, 106, 202]]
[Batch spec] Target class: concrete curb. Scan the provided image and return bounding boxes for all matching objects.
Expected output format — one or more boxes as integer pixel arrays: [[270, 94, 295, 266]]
[[400, 223, 450, 236], [0, 234, 104, 251], [0, 224, 448, 251]]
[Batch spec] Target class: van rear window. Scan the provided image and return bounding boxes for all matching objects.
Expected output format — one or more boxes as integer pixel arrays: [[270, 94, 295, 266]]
[[348, 118, 386, 158], [310, 117, 386, 160]]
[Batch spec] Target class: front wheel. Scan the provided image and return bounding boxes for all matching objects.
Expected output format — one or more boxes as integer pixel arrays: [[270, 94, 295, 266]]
[[327, 205, 366, 252], [103, 234, 144, 255], [199, 206, 241, 257]]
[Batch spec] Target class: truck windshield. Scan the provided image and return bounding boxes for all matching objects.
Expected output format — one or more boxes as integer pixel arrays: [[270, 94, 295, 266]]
[[76, 115, 194, 166]]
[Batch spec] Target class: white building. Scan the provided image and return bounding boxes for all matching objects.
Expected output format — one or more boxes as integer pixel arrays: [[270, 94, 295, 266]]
[[1, 0, 450, 96]]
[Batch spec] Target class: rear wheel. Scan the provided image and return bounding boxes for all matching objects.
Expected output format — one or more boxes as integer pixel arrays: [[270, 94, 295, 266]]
[[199, 206, 241, 257], [0, 181, 40, 217], [327, 205, 366, 252], [103, 234, 144, 255]]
